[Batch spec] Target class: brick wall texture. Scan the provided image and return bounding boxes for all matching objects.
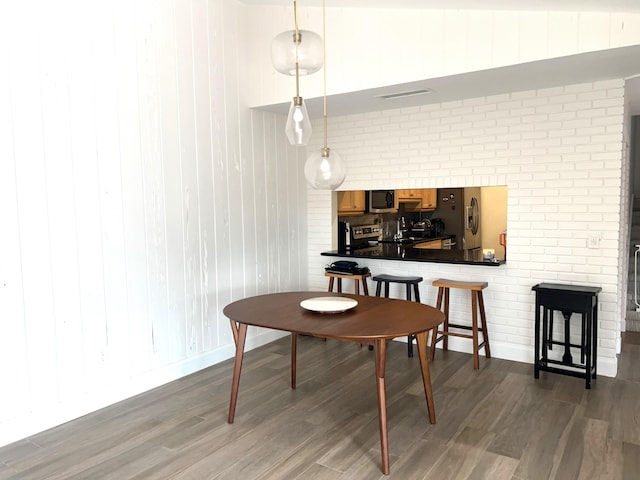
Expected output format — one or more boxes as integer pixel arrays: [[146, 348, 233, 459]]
[[307, 79, 629, 377]]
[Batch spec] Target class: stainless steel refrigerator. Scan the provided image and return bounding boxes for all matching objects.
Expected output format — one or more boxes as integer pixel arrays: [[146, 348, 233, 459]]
[[432, 187, 481, 250]]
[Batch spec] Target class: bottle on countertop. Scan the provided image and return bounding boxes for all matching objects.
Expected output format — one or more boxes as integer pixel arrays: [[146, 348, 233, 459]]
[[400, 216, 407, 235]]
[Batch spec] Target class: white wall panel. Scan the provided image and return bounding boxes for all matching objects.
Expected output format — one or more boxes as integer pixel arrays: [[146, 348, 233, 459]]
[[208, 0, 231, 349], [491, 11, 520, 69], [10, 8, 60, 413], [0, 10, 29, 422], [192, 0, 217, 353], [158, 0, 187, 364], [420, 11, 446, 79], [578, 12, 612, 53], [467, 11, 494, 73], [124, 0, 153, 375], [519, 11, 549, 62], [223, 1, 247, 307], [176, 0, 204, 359], [610, 13, 640, 47], [104, 2, 135, 379], [39, 1, 85, 404], [548, 12, 579, 57], [0, 0, 307, 447], [251, 111, 271, 295], [264, 111, 280, 292], [443, 11, 469, 75], [68, 3, 110, 392]]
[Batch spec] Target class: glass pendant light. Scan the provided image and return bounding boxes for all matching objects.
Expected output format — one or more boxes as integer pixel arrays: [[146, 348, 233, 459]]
[[304, 0, 346, 190], [304, 147, 345, 190], [271, 29, 323, 76], [280, 0, 312, 146], [285, 96, 312, 145]]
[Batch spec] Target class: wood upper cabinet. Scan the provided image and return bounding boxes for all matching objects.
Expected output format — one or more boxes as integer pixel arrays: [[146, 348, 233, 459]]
[[421, 189, 437, 210], [396, 188, 437, 211], [395, 189, 421, 200], [337, 190, 366, 215]]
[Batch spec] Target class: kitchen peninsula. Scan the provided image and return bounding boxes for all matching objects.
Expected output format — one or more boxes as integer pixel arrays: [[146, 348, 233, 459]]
[[321, 243, 504, 266]]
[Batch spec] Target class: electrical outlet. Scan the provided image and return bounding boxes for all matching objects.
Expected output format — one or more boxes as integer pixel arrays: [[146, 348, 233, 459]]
[[587, 232, 602, 249]]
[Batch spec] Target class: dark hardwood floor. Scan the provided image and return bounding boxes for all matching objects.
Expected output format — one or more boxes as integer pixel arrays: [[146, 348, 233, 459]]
[[1, 333, 640, 479]]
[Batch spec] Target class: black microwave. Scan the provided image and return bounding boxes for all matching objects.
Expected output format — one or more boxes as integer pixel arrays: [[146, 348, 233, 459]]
[[367, 190, 396, 213]]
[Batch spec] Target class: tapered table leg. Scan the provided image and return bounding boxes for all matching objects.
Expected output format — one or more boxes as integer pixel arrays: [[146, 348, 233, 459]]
[[228, 321, 248, 424], [374, 339, 390, 475], [415, 331, 436, 424], [291, 332, 297, 389]]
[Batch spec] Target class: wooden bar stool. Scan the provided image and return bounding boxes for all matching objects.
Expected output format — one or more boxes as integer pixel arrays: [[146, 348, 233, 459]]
[[429, 278, 491, 369], [372, 274, 423, 357], [325, 271, 371, 295]]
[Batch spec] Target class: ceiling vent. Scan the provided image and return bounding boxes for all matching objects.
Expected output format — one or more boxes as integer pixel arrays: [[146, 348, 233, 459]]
[[377, 89, 432, 100]]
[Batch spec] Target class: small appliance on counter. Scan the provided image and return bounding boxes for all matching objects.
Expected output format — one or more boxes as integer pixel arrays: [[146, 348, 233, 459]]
[[408, 218, 444, 239], [430, 218, 445, 237], [412, 219, 431, 233], [338, 221, 351, 253], [338, 221, 382, 253]]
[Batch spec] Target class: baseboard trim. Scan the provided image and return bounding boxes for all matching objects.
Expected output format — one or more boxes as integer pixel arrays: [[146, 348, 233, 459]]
[[0, 329, 287, 448], [399, 336, 618, 378]]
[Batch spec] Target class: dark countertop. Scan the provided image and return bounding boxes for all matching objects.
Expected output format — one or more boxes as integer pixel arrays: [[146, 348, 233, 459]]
[[321, 242, 505, 266]]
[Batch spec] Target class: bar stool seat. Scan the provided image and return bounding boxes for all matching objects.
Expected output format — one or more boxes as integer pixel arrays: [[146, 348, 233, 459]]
[[325, 271, 371, 296], [372, 274, 423, 357], [429, 278, 491, 369]]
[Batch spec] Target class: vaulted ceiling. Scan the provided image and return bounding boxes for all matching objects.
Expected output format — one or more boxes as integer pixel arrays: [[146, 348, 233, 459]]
[[244, 0, 640, 117]]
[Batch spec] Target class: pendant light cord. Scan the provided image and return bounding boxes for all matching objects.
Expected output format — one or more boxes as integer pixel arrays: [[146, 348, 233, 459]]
[[294, 0, 300, 97], [322, 0, 327, 149]]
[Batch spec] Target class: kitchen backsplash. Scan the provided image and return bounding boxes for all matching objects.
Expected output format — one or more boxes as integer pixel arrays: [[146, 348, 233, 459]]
[[339, 205, 433, 241]]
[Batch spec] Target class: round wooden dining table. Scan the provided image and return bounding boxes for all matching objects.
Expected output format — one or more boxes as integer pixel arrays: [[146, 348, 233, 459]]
[[224, 291, 445, 475]]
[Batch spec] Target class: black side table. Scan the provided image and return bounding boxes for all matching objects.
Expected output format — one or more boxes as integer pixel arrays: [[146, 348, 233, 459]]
[[531, 283, 601, 389]]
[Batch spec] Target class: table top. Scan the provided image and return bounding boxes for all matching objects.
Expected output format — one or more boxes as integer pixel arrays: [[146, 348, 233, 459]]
[[223, 291, 445, 341], [532, 283, 602, 295]]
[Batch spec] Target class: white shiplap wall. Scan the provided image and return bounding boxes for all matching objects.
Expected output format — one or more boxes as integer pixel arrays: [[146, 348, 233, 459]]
[[0, 0, 307, 447], [308, 80, 628, 376]]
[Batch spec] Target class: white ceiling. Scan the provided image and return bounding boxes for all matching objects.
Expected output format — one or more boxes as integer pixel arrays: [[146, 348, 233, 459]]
[[244, 0, 640, 117], [239, 0, 640, 12], [256, 46, 640, 118]]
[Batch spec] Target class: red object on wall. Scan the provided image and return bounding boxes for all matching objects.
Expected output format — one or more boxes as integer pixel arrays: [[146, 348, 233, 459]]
[[499, 232, 507, 258]]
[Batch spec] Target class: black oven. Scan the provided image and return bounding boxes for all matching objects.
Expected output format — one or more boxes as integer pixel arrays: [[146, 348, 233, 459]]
[[367, 190, 396, 213]]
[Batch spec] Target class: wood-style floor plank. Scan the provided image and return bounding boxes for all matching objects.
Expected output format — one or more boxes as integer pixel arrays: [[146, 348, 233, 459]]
[[622, 441, 640, 480], [1, 334, 639, 479]]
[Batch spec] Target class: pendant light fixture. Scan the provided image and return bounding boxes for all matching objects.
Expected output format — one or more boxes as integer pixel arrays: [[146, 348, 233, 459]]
[[271, 29, 323, 76], [304, 0, 345, 190], [275, 0, 318, 146]]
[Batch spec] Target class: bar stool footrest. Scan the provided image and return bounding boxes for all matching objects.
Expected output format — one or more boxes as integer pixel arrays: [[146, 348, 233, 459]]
[[372, 274, 423, 358], [430, 279, 492, 369]]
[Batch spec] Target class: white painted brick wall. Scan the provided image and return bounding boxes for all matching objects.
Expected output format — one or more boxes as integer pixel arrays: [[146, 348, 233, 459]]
[[307, 80, 628, 377]]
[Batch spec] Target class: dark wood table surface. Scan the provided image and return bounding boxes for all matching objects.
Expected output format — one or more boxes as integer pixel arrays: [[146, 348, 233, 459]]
[[223, 291, 445, 475]]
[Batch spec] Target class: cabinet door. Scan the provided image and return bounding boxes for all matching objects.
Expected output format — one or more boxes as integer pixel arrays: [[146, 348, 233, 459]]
[[397, 189, 421, 212], [337, 190, 365, 215], [396, 189, 419, 200], [421, 189, 437, 210], [413, 239, 442, 249]]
